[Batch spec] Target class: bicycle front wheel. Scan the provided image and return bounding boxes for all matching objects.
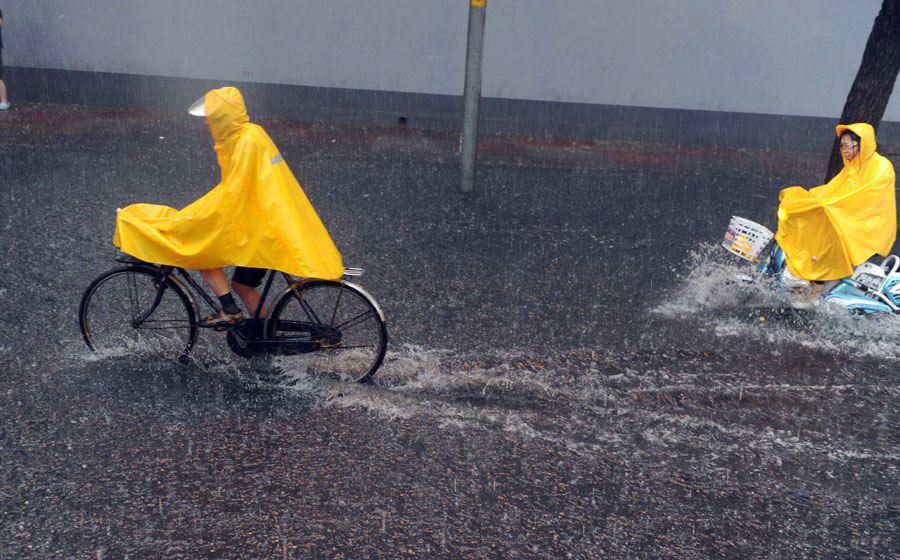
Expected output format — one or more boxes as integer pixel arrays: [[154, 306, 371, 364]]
[[268, 280, 387, 383], [79, 266, 198, 359]]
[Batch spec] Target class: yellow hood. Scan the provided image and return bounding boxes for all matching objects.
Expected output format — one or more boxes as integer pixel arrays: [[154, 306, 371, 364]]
[[205, 86, 249, 143], [113, 87, 344, 279], [775, 122, 896, 280]]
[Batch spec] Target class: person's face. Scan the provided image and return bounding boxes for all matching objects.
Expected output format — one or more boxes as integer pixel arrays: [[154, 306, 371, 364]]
[[839, 134, 859, 161]]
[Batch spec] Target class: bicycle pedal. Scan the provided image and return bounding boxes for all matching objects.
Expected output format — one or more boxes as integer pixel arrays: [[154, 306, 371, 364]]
[[219, 319, 247, 333]]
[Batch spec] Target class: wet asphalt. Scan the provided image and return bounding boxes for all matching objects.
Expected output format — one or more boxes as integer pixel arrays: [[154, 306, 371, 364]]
[[1, 103, 900, 558]]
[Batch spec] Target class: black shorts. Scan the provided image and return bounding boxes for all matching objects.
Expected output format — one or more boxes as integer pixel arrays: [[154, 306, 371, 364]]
[[232, 266, 267, 288]]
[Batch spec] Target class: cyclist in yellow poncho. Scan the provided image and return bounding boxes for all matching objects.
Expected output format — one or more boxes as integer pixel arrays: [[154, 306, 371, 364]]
[[775, 123, 896, 293], [114, 86, 343, 325]]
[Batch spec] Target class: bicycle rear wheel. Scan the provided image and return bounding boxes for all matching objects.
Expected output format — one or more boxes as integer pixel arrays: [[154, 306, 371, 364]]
[[79, 266, 198, 360], [268, 280, 387, 383]]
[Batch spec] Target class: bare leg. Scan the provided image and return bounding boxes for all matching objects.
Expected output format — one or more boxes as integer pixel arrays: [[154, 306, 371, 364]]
[[0, 80, 7, 104], [199, 268, 231, 297], [198, 268, 243, 324], [233, 280, 266, 317]]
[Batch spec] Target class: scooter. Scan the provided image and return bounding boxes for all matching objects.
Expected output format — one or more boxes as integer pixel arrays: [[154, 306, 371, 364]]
[[723, 216, 900, 316]]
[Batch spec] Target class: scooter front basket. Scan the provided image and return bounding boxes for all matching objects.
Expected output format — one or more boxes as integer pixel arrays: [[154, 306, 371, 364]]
[[723, 217, 774, 263]]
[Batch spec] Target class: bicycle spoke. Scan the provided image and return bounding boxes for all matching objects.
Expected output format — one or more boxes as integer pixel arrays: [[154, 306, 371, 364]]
[[334, 309, 378, 332], [329, 284, 344, 326], [299, 299, 322, 325]]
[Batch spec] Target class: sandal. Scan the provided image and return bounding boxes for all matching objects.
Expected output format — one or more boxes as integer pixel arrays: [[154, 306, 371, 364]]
[[202, 309, 244, 330]]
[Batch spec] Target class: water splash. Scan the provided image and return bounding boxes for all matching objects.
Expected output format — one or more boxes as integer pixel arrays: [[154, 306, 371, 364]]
[[656, 242, 900, 360]]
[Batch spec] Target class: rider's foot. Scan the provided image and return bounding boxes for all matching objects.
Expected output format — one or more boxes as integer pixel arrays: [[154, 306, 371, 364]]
[[786, 288, 820, 309], [202, 309, 244, 330]]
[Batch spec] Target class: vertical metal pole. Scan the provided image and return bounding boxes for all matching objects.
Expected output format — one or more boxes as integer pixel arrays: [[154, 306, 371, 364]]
[[460, 0, 487, 193]]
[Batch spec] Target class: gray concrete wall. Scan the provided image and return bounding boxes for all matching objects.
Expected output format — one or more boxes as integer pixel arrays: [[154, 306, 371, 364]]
[[3, 0, 898, 121]]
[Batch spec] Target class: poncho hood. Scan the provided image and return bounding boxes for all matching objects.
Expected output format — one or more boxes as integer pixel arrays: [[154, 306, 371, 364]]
[[204, 86, 249, 143], [836, 122, 877, 170]]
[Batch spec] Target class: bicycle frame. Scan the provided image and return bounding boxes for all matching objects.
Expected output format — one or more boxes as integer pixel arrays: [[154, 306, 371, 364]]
[[82, 258, 387, 380], [160, 266, 384, 352], [105, 265, 311, 355], [166, 265, 286, 322]]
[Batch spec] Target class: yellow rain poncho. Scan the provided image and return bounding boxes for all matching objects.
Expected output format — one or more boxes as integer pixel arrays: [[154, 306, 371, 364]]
[[775, 122, 896, 281], [114, 87, 343, 279]]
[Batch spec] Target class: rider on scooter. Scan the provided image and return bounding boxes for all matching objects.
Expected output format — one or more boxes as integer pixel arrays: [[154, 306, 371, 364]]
[[775, 123, 896, 298]]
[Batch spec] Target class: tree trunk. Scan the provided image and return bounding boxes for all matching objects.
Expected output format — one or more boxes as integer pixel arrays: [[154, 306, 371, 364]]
[[825, 0, 900, 182]]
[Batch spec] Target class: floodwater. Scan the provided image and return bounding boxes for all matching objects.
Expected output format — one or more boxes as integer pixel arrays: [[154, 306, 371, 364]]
[[1, 103, 899, 558]]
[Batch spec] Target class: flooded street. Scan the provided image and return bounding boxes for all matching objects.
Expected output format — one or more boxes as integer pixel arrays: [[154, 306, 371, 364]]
[[1, 103, 899, 558]]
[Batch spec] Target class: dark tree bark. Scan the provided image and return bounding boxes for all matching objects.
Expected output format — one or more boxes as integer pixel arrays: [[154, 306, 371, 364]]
[[825, 0, 900, 182]]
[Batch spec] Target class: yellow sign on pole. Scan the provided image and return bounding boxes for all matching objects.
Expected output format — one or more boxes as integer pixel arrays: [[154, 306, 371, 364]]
[[472, 0, 486, 6]]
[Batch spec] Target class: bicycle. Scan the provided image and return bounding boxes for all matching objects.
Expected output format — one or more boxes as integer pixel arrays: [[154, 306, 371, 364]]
[[78, 253, 388, 383]]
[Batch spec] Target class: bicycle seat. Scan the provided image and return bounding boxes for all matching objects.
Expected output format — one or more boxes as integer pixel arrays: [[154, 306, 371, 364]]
[[114, 249, 148, 264]]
